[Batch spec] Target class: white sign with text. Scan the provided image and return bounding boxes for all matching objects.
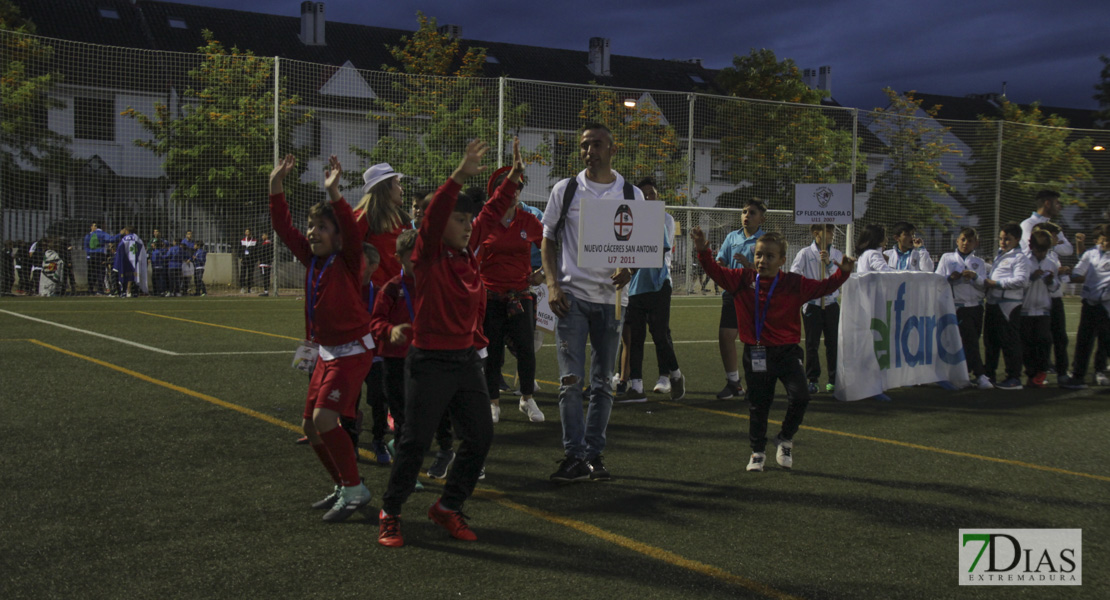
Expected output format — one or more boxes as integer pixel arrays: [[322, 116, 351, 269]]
[[794, 183, 853, 225], [576, 199, 665, 269], [533, 284, 557, 332]]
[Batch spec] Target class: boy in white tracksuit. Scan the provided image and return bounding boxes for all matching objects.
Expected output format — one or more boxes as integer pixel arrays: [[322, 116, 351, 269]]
[[884, 221, 934, 272], [983, 223, 1030, 389], [935, 227, 990, 389], [1020, 230, 1060, 388], [790, 224, 842, 394], [1063, 224, 1110, 388]]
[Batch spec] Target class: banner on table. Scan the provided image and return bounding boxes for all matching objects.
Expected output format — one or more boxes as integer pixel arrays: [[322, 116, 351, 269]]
[[834, 272, 969, 401], [577, 198, 665, 269]]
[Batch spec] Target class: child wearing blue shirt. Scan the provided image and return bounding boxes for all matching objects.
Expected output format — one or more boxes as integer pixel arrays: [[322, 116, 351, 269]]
[[166, 242, 184, 296], [150, 241, 167, 296], [714, 199, 766, 400], [192, 242, 207, 296]]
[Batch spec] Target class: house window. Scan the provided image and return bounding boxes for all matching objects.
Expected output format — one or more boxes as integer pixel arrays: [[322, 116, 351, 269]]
[[99, 8, 119, 19], [74, 97, 115, 141], [168, 17, 187, 29]]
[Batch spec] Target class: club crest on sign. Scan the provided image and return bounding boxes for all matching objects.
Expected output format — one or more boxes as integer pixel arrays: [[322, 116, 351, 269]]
[[613, 204, 634, 241], [814, 186, 833, 208]]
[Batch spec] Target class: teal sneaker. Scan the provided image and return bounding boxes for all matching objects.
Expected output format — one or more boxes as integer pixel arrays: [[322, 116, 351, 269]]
[[825, 383, 835, 394]]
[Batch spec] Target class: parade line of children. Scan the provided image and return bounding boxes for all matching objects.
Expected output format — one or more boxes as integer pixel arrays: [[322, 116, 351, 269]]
[[266, 122, 1101, 547]]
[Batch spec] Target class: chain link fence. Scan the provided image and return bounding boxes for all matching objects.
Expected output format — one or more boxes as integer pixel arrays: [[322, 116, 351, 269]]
[[3, 30, 1109, 296]]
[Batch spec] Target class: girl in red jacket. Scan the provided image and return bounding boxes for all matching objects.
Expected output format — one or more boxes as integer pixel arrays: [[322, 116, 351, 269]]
[[270, 154, 375, 523]]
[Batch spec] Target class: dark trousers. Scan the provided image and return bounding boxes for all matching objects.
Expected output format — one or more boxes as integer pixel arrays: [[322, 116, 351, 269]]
[[627, 281, 679, 379], [801, 302, 839, 384], [484, 295, 536, 399], [364, 361, 389, 441], [258, 265, 271, 292], [382, 356, 452, 451], [86, 254, 106, 293], [1020, 314, 1052, 377], [239, 259, 255, 290], [194, 267, 207, 295], [382, 347, 492, 514], [169, 268, 182, 295], [1050, 298, 1070, 373], [743, 344, 810, 453], [984, 303, 1023, 381], [1071, 302, 1110, 379], [152, 268, 166, 295], [956, 305, 985, 378]]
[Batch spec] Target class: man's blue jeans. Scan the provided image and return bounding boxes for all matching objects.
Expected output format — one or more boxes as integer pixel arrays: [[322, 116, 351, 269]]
[[555, 292, 623, 459]]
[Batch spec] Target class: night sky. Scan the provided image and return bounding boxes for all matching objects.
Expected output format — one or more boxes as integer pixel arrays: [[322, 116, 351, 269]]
[[169, 0, 1107, 111]]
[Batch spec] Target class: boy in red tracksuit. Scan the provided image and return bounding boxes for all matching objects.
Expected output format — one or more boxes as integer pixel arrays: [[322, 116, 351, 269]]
[[378, 138, 524, 547], [270, 154, 375, 523], [692, 227, 855, 473]]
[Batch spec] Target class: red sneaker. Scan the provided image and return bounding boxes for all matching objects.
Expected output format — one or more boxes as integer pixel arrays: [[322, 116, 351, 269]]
[[427, 501, 477, 541], [1030, 372, 1047, 388], [378, 511, 404, 548]]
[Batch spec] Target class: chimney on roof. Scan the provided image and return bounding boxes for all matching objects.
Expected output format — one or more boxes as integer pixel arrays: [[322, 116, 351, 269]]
[[588, 37, 611, 77], [299, 1, 326, 46], [802, 68, 815, 88], [685, 58, 703, 67], [438, 24, 461, 40], [817, 65, 831, 95]]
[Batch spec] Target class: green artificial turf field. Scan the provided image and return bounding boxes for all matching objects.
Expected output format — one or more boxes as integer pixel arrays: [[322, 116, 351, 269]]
[[0, 294, 1105, 599]]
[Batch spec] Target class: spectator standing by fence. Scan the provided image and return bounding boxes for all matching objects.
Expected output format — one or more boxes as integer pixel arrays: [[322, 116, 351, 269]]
[[239, 228, 257, 294]]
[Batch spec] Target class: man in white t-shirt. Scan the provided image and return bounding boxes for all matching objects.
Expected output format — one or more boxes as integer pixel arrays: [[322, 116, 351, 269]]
[[541, 123, 644, 483]]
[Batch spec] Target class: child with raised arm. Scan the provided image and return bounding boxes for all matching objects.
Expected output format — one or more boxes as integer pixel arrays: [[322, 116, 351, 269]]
[[935, 227, 992, 389], [270, 154, 375, 523], [883, 221, 934, 271], [1061, 224, 1110, 389], [377, 139, 524, 548], [692, 226, 855, 473]]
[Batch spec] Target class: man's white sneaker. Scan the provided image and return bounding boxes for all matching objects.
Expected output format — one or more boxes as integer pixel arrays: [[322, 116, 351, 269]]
[[653, 376, 671, 394], [977, 374, 993, 390], [490, 403, 500, 424], [519, 398, 544, 422], [771, 435, 793, 469], [746, 452, 765, 472], [1096, 371, 1110, 386]]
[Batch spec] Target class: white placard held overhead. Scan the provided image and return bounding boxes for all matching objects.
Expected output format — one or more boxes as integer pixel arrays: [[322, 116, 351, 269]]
[[576, 199, 665, 269], [794, 183, 853, 225]]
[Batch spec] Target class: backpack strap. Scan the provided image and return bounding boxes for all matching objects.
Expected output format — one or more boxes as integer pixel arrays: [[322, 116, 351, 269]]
[[552, 179, 579, 261], [623, 181, 634, 200]]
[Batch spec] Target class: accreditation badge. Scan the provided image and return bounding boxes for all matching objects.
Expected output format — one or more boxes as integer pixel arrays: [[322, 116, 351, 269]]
[[292, 340, 319, 374], [751, 345, 768, 373]]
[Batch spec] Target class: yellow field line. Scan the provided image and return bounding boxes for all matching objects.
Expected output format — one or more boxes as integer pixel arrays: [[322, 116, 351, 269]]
[[136, 311, 301, 341], [25, 339, 790, 599], [659, 401, 1110, 483]]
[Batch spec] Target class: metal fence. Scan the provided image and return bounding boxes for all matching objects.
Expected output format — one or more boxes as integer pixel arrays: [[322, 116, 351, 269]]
[[3, 30, 1108, 295]]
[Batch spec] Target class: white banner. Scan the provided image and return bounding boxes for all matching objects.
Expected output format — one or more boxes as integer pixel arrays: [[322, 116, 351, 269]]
[[533, 283, 557, 332], [577, 199, 664, 269], [794, 183, 853, 225], [834, 272, 969, 401]]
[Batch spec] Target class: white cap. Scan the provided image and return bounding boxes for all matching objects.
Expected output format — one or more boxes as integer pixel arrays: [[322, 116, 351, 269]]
[[361, 163, 403, 195]]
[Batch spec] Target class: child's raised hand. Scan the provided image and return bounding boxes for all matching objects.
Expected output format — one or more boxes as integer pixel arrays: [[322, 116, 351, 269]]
[[452, 139, 491, 183], [390, 324, 411, 345], [833, 255, 856, 274], [690, 227, 708, 252], [507, 137, 525, 184], [324, 155, 343, 201], [269, 154, 296, 195]]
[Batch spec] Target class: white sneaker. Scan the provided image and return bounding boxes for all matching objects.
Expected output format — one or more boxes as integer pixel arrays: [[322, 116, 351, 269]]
[[772, 435, 793, 469], [1096, 371, 1110, 386], [610, 373, 622, 389], [977, 374, 993, 390], [240, 287, 246, 294], [653, 376, 671, 394], [519, 397, 544, 422], [490, 403, 500, 424], [746, 452, 765, 472]]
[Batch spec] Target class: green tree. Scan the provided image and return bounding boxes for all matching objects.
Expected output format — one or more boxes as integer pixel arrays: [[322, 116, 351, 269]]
[[708, 49, 857, 210], [559, 87, 688, 205], [358, 12, 538, 191], [862, 88, 961, 229], [0, 1, 70, 178], [962, 100, 1093, 225], [123, 30, 313, 230]]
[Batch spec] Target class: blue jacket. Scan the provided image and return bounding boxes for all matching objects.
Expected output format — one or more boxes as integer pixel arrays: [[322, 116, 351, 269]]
[[151, 248, 167, 269], [192, 248, 207, 268], [84, 230, 109, 256], [166, 245, 183, 269]]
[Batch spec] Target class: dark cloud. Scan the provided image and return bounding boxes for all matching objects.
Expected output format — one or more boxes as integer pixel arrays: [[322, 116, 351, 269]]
[[177, 0, 1110, 110]]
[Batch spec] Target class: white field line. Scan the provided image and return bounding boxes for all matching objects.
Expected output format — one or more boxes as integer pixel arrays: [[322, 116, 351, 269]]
[[177, 351, 291, 356], [0, 309, 179, 355]]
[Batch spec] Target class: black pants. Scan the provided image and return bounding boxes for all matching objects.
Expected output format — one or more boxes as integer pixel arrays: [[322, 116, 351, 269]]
[[1071, 302, 1110, 379], [484, 295, 536, 399], [169, 267, 182, 295], [1050, 298, 1070, 373], [239, 259, 255, 290], [383, 356, 452, 451], [801, 302, 839, 385], [956, 305, 985, 378], [87, 253, 106, 293], [743, 344, 810, 453], [984, 303, 1023, 381], [152, 268, 166, 295], [363, 361, 389, 440], [1020, 315, 1052, 377], [194, 267, 207, 295], [382, 347, 492, 514], [259, 265, 271, 292], [627, 281, 679, 380]]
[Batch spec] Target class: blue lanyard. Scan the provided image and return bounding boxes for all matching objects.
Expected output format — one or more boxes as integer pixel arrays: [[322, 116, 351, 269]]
[[754, 273, 780, 345], [306, 254, 336, 337], [399, 270, 415, 322], [896, 248, 912, 270], [366, 281, 376, 313]]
